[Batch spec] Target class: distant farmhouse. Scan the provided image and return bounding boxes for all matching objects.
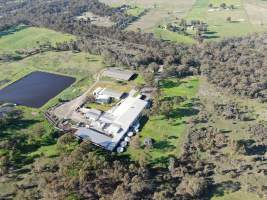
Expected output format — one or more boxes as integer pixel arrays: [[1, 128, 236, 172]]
[[103, 68, 136, 81], [93, 87, 125, 104], [75, 95, 148, 152]]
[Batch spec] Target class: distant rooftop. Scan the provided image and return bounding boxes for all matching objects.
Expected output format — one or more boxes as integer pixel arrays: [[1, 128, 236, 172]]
[[103, 68, 135, 81]]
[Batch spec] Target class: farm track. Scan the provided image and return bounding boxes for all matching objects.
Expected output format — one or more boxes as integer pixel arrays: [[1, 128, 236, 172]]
[[53, 68, 105, 120]]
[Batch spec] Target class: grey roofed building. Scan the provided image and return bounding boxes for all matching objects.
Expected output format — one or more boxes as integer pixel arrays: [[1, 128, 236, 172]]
[[75, 127, 116, 150], [102, 88, 124, 100], [85, 109, 102, 121], [103, 68, 135, 81]]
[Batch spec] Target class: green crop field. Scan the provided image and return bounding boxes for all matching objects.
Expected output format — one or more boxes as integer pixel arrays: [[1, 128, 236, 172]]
[[126, 77, 200, 166], [0, 26, 75, 54]]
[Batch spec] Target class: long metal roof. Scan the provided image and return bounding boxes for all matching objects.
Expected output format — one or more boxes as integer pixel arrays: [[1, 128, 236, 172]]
[[75, 127, 116, 150], [103, 68, 135, 81], [102, 88, 124, 99]]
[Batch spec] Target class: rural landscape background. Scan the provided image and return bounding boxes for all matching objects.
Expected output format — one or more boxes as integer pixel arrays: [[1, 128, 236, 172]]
[[0, 0, 266, 199]]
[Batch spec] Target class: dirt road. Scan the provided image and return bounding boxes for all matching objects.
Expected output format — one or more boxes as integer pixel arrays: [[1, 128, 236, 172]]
[[53, 69, 105, 119]]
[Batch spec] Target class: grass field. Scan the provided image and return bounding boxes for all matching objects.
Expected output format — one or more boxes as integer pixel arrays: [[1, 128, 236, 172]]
[[126, 5, 146, 16], [100, 0, 267, 43], [212, 190, 263, 200], [126, 77, 200, 165], [0, 27, 106, 168], [186, 0, 267, 39], [0, 51, 105, 109], [100, 0, 195, 35], [198, 77, 266, 200], [0, 27, 107, 195], [0, 26, 75, 54], [153, 27, 196, 44], [0, 50, 105, 166]]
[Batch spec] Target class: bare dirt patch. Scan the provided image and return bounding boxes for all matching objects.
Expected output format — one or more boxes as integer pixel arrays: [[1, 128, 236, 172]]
[[244, 1, 267, 25], [77, 11, 114, 27]]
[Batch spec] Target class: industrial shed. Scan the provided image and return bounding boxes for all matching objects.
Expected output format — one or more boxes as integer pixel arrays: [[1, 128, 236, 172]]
[[75, 96, 148, 151], [103, 68, 135, 81]]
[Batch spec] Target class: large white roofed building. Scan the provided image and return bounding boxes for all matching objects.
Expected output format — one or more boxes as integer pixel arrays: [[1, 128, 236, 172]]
[[75, 95, 148, 151], [112, 97, 148, 130]]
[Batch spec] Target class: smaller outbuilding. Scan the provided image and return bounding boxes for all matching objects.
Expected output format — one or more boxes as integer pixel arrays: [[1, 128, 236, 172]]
[[93, 87, 125, 104], [103, 68, 136, 81], [102, 88, 124, 100]]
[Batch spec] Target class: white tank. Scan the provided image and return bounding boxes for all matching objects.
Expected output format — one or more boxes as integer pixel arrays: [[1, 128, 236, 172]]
[[124, 136, 130, 142], [117, 147, 124, 153], [127, 132, 134, 137], [120, 141, 128, 147]]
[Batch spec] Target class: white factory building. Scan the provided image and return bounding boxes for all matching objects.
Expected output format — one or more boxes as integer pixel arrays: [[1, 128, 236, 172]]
[[75, 95, 148, 151]]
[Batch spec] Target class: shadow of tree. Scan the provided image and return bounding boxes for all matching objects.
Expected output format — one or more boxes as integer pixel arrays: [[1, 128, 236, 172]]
[[169, 107, 199, 119], [208, 181, 241, 199], [160, 79, 185, 89], [203, 30, 219, 39], [0, 119, 41, 138], [151, 154, 175, 167], [168, 135, 178, 139], [153, 140, 175, 151], [0, 25, 28, 38], [138, 115, 149, 132]]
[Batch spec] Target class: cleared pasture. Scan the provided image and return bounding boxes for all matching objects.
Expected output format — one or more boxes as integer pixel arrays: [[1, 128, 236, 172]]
[[0, 26, 75, 54], [0, 51, 105, 107], [101, 0, 267, 42], [125, 77, 200, 165], [244, 0, 267, 25], [100, 0, 195, 32], [186, 0, 267, 39]]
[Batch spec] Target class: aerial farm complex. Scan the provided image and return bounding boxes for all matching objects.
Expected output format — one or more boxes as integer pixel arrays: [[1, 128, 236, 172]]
[[51, 68, 150, 153]]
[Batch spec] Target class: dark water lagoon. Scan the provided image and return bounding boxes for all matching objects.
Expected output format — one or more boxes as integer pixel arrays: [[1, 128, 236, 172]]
[[0, 71, 75, 108]]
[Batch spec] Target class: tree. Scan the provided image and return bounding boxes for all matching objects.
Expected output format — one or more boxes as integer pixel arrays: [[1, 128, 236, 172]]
[[130, 135, 141, 149], [176, 176, 208, 197], [86, 95, 96, 103], [144, 138, 153, 149], [0, 155, 9, 175], [148, 62, 160, 74], [160, 100, 174, 119], [138, 149, 151, 167], [220, 3, 227, 9], [57, 133, 77, 154], [143, 72, 155, 86]]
